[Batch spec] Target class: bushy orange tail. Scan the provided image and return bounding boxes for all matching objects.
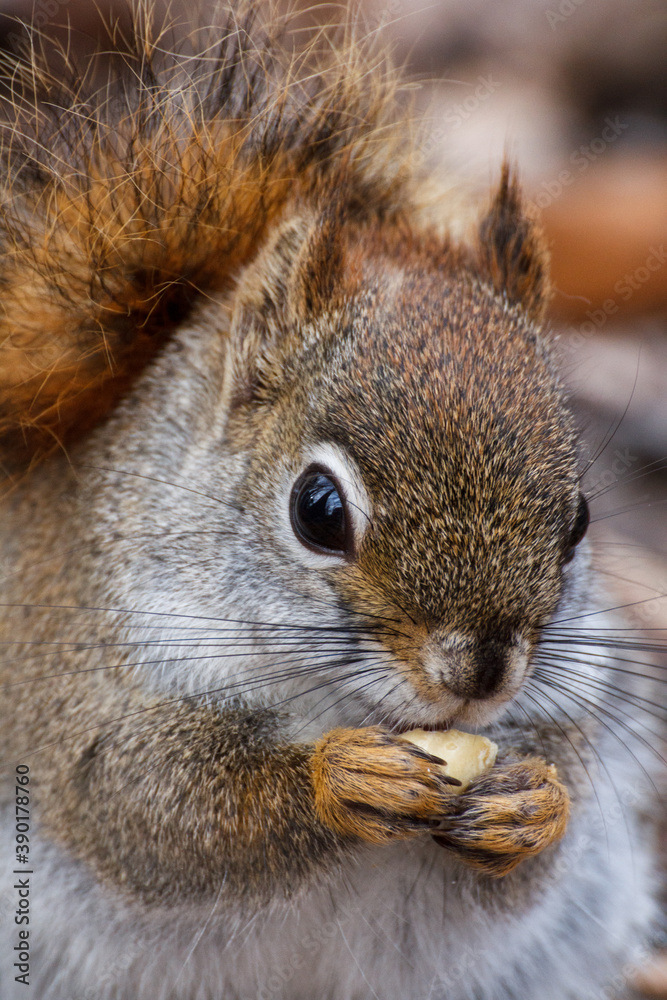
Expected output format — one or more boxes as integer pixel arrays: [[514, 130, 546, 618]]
[[0, 1, 414, 473]]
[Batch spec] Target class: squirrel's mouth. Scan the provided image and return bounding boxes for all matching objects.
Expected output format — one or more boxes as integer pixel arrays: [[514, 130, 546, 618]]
[[382, 690, 512, 733], [392, 720, 454, 734]]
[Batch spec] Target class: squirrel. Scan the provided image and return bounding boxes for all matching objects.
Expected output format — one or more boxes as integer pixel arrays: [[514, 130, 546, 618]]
[[0, 3, 661, 999]]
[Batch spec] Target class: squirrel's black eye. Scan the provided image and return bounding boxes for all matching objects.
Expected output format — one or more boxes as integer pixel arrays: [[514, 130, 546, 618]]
[[563, 494, 589, 564], [290, 469, 349, 555]]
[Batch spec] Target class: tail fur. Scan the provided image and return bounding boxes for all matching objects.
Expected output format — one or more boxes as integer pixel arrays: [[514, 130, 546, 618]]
[[0, 1, 415, 472]]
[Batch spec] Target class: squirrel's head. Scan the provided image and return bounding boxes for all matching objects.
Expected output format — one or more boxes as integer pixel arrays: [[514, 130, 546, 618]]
[[225, 169, 589, 729]]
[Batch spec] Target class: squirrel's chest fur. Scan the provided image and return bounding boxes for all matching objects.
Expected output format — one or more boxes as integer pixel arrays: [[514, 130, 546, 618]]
[[5, 801, 653, 1000]]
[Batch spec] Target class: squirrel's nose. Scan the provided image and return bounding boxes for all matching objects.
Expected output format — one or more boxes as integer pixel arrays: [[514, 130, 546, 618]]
[[445, 637, 519, 700], [465, 640, 509, 698], [423, 630, 529, 702]]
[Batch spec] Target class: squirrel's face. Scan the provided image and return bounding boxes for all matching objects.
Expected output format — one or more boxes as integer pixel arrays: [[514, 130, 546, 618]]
[[225, 205, 589, 730]]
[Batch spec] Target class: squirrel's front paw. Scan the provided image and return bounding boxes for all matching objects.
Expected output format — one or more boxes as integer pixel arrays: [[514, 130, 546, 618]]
[[311, 727, 461, 844], [431, 757, 570, 877]]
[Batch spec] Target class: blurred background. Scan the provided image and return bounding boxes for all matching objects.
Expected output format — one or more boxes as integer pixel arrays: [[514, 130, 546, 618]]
[[0, 0, 664, 996]]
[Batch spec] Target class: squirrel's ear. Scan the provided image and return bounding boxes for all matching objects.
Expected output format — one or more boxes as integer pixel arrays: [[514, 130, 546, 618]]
[[289, 204, 349, 319], [476, 162, 550, 321], [234, 204, 348, 334], [229, 206, 349, 407]]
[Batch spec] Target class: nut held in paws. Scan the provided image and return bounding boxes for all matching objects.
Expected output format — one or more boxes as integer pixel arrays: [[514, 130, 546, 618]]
[[400, 729, 498, 791]]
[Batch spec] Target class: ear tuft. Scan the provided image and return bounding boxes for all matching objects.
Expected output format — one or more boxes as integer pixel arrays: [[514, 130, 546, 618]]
[[477, 162, 550, 321]]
